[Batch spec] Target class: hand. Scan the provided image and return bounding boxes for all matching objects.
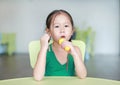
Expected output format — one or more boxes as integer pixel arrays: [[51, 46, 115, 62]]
[[60, 40, 77, 56], [40, 33, 50, 49]]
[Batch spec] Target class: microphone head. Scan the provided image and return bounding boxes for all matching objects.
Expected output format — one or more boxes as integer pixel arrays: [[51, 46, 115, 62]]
[[59, 38, 65, 44]]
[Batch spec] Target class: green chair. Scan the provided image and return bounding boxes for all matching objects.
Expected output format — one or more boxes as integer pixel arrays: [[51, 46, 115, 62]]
[[28, 40, 86, 68]]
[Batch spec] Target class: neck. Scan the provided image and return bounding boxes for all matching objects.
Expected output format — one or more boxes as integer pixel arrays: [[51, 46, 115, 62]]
[[52, 41, 65, 52]]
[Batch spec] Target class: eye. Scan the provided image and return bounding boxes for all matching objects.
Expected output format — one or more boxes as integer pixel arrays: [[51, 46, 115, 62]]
[[65, 25, 69, 27], [54, 25, 59, 28]]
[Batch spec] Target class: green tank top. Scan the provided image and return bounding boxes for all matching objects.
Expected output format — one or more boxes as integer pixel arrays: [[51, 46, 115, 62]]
[[45, 44, 75, 76]]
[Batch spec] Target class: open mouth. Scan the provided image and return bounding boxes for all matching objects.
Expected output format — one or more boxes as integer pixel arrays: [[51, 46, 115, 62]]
[[61, 36, 65, 38]]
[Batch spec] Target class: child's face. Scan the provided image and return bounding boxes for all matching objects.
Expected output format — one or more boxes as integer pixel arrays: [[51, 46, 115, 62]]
[[49, 14, 73, 42]]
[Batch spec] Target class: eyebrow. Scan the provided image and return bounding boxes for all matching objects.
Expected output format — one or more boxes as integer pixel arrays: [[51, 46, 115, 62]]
[[53, 22, 71, 25], [53, 23, 60, 25]]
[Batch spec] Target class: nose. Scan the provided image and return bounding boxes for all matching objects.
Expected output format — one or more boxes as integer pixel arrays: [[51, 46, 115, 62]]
[[60, 28, 65, 33]]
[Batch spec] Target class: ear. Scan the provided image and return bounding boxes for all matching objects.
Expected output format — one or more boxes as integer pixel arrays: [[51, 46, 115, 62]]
[[45, 28, 51, 36], [71, 28, 75, 36]]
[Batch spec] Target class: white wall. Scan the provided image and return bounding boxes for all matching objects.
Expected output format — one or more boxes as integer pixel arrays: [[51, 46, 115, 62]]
[[0, 0, 119, 55]]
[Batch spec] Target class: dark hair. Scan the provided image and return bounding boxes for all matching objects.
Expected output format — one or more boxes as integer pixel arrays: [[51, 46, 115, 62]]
[[46, 9, 74, 29], [46, 9, 75, 41]]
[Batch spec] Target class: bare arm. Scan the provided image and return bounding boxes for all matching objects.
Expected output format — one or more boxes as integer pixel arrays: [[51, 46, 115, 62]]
[[61, 41, 87, 79], [33, 34, 50, 81], [72, 46, 87, 79]]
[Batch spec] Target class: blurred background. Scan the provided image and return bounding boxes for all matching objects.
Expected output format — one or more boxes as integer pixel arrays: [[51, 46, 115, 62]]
[[0, 0, 119, 55], [0, 0, 120, 80]]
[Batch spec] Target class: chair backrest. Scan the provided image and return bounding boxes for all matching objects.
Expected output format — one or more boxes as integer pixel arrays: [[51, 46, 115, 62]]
[[28, 40, 86, 68]]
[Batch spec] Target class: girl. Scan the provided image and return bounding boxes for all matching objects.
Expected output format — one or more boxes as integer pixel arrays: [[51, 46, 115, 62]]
[[33, 9, 87, 81]]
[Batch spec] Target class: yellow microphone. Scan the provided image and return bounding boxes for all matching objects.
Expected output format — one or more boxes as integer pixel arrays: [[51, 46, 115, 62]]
[[59, 38, 70, 52]]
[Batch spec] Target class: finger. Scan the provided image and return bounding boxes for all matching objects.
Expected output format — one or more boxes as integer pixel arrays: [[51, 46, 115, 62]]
[[44, 33, 51, 42]]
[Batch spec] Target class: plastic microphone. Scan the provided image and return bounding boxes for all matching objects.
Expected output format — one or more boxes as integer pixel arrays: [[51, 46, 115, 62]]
[[59, 38, 70, 52]]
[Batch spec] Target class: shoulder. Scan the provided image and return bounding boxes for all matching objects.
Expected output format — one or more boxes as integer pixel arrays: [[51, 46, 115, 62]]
[[46, 44, 53, 60]]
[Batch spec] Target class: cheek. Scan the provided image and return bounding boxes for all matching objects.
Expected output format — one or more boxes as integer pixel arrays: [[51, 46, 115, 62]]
[[65, 29, 73, 35], [51, 30, 60, 38]]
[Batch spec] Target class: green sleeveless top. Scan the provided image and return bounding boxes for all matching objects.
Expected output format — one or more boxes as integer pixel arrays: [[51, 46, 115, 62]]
[[45, 44, 75, 76]]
